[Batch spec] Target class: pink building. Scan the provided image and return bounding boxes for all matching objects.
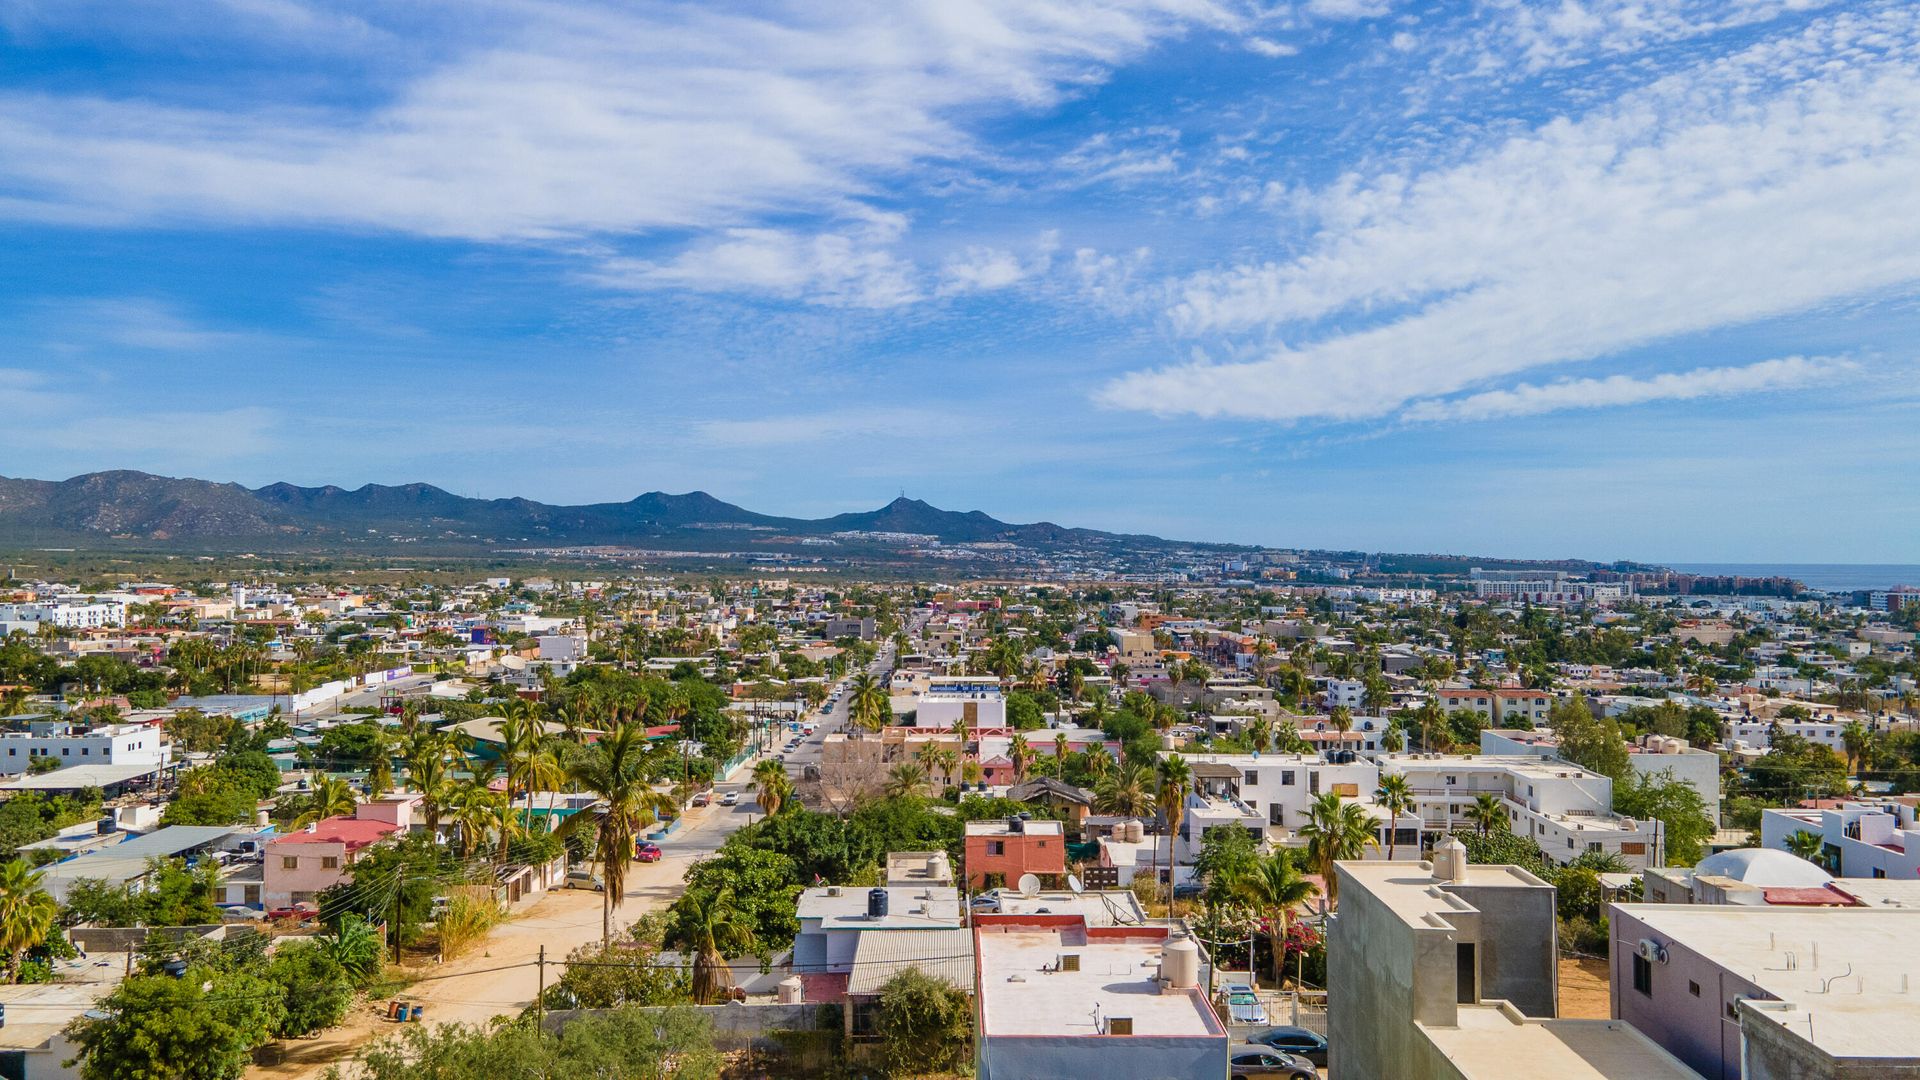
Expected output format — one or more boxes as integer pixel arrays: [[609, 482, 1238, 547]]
[[263, 795, 414, 909]]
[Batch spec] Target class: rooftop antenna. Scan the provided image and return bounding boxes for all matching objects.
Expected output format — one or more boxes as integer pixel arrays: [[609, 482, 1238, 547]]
[[1018, 873, 1042, 899]]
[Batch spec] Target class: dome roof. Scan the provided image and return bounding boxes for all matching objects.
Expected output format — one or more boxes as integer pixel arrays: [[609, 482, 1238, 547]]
[[1693, 847, 1832, 888]]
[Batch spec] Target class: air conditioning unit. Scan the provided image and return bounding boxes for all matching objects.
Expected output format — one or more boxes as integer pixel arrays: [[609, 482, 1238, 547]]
[[1637, 938, 1668, 964]]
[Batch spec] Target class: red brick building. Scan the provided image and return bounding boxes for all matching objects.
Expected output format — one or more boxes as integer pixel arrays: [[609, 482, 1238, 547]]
[[964, 816, 1066, 889]]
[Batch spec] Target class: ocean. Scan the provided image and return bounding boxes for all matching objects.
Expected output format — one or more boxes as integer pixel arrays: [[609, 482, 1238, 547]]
[[1668, 564, 1920, 593]]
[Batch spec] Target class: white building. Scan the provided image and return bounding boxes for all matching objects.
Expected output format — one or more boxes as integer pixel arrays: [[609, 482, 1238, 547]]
[[1173, 753, 1419, 866], [0, 721, 170, 777], [1481, 729, 1722, 826], [914, 685, 1006, 730], [1723, 718, 1849, 753], [1760, 799, 1920, 880], [1379, 754, 1665, 869], [0, 598, 128, 631], [536, 633, 589, 662]]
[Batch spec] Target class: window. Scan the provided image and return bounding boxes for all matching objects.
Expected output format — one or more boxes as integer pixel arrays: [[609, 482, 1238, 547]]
[[1689, 981, 1701, 997], [1587, 842, 1603, 854], [987, 841, 1005, 856], [1280, 770, 1295, 786], [1445, 775, 1458, 786], [1873, 867, 1888, 879], [1631, 954, 1652, 996], [1244, 771, 1259, 786], [282, 856, 299, 869], [321, 856, 340, 870]]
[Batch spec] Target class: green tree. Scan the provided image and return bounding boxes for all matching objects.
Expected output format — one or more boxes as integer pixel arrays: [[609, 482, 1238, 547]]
[[293, 776, 359, 828], [664, 886, 755, 1004], [1783, 830, 1826, 863], [1157, 754, 1192, 905], [1093, 763, 1156, 817], [1299, 792, 1378, 907], [1373, 774, 1416, 860], [1237, 853, 1320, 988], [317, 914, 383, 984], [1465, 792, 1509, 836], [874, 967, 973, 1077], [72, 969, 285, 1080], [0, 859, 56, 982], [564, 724, 677, 945], [328, 1008, 721, 1080], [1612, 769, 1715, 866], [266, 942, 353, 1037], [1549, 696, 1630, 782]]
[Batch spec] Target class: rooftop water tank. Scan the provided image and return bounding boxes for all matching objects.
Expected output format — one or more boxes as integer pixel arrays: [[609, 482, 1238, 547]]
[[1160, 934, 1200, 992], [867, 888, 889, 919]]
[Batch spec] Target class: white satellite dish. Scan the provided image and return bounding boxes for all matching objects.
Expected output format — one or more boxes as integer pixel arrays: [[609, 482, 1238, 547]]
[[1066, 874, 1084, 895], [1017, 873, 1042, 898]]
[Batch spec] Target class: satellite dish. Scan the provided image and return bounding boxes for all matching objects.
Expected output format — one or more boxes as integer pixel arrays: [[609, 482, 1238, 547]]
[[1067, 874, 1084, 895], [1017, 873, 1042, 898]]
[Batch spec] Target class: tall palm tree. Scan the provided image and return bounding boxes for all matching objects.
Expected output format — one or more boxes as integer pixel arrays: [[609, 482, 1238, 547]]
[[1008, 734, 1034, 785], [1841, 721, 1872, 778], [1094, 764, 1156, 817], [848, 673, 890, 732], [1236, 854, 1320, 989], [403, 730, 457, 836], [668, 888, 756, 1004], [445, 780, 509, 859], [1373, 774, 1416, 860], [0, 860, 56, 983], [1465, 793, 1508, 836], [1299, 792, 1378, 907], [294, 776, 359, 828], [1081, 744, 1115, 782], [1783, 830, 1826, 864], [885, 762, 929, 800], [566, 725, 679, 945], [753, 759, 793, 815], [1157, 755, 1192, 907]]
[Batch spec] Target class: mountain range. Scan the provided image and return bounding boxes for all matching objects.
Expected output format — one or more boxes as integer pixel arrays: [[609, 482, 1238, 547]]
[[0, 471, 1201, 551]]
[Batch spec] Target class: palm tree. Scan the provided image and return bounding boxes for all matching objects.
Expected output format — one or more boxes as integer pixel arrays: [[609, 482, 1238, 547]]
[[753, 759, 793, 815], [1465, 793, 1508, 836], [1783, 831, 1826, 864], [1009, 734, 1033, 785], [1329, 705, 1354, 748], [403, 731, 457, 836], [1299, 793, 1378, 907], [0, 860, 56, 983], [1094, 764, 1156, 817], [1841, 721, 1872, 778], [885, 762, 929, 800], [848, 673, 890, 732], [1236, 854, 1319, 989], [1373, 774, 1416, 860], [1247, 716, 1273, 754], [1081, 744, 1115, 782], [668, 887, 756, 1004], [566, 725, 678, 945], [294, 776, 359, 828], [1157, 755, 1192, 907], [446, 780, 508, 859], [318, 913, 381, 982]]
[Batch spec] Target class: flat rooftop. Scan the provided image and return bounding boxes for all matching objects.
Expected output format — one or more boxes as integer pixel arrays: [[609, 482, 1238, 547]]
[[1339, 860, 1553, 928], [975, 926, 1223, 1039], [1382, 754, 1610, 782], [1419, 1006, 1700, 1079], [796, 886, 963, 930], [1621, 905, 1920, 1060], [985, 889, 1147, 926], [965, 818, 1064, 837]]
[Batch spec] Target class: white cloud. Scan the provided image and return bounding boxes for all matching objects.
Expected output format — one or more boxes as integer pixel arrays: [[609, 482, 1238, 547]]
[[1101, 6, 1920, 421], [1245, 36, 1299, 56], [937, 230, 1061, 295], [0, 1, 1252, 242], [1400, 356, 1853, 422], [1477, 0, 1843, 74], [692, 409, 946, 449], [593, 216, 921, 308]]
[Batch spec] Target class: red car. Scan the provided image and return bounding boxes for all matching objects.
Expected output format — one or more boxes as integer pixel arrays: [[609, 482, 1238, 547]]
[[267, 904, 318, 922], [634, 841, 663, 863]]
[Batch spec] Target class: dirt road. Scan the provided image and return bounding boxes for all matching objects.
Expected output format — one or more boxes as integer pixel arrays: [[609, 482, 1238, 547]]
[[250, 787, 761, 1079]]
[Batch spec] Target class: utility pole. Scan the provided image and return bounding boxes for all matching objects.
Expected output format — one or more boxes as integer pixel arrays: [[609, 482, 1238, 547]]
[[391, 870, 405, 964], [536, 945, 547, 1030]]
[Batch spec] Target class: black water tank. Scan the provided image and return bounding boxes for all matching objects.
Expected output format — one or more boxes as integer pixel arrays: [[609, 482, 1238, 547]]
[[867, 888, 889, 919]]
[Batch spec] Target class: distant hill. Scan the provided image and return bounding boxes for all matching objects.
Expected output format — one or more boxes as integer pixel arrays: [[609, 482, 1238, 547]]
[[0, 471, 1202, 551]]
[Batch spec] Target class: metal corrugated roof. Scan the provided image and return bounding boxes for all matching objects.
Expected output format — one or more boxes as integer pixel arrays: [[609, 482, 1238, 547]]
[[846, 927, 974, 996]]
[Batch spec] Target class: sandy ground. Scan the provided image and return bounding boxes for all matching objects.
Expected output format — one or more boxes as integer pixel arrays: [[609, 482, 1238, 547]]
[[249, 789, 762, 1079], [1558, 955, 1612, 1019]]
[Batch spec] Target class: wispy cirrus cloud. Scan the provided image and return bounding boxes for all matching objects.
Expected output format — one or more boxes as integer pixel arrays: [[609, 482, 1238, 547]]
[[1401, 355, 1854, 423], [1100, 4, 1920, 422]]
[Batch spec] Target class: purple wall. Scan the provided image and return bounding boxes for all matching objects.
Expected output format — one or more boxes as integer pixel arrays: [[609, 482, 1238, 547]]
[[1610, 908, 1765, 1080]]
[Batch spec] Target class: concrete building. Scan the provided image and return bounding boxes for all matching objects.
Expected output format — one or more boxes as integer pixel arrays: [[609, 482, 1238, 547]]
[[1174, 753, 1412, 866], [1611, 904, 1920, 1079], [1759, 799, 1920, 880], [0, 598, 127, 630], [914, 686, 1006, 731], [263, 797, 411, 908], [535, 633, 588, 662], [1482, 728, 1722, 826], [1725, 718, 1850, 754], [791, 884, 964, 981], [1380, 754, 1665, 869], [964, 816, 1065, 889], [973, 918, 1227, 1080], [1433, 687, 1556, 727], [0, 720, 170, 776], [1330, 844, 1695, 1080]]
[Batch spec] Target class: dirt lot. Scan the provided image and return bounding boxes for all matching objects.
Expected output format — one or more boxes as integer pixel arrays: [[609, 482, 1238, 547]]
[[1559, 955, 1611, 1019]]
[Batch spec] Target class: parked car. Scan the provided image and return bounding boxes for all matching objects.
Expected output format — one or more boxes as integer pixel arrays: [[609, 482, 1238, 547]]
[[970, 894, 1001, 911], [1223, 984, 1269, 1025], [634, 841, 663, 863], [690, 792, 712, 807], [719, 791, 740, 807], [266, 904, 317, 923], [218, 905, 267, 921], [1228, 1048, 1316, 1080], [565, 870, 605, 891], [1246, 1027, 1328, 1067]]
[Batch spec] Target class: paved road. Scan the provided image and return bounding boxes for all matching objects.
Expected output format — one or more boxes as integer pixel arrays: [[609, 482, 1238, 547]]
[[251, 774, 763, 1080]]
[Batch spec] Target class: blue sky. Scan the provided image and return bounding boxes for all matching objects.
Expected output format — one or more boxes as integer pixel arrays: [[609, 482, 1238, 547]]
[[1, 0, 1917, 563]]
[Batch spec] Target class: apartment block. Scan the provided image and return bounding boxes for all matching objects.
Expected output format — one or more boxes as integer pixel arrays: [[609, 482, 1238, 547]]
[[0, 720, 170, 777], [1380, 754, 1665, 869], [1482, 728, 1722, 825], [1760, 799, 1920, 880], [1433, 687, 1555, 727]]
